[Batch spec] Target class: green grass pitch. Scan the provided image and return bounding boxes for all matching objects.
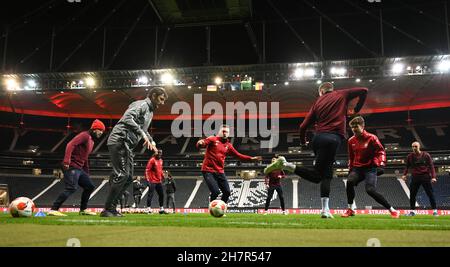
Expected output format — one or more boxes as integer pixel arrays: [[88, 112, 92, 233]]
[[1, 212, 450, 246]]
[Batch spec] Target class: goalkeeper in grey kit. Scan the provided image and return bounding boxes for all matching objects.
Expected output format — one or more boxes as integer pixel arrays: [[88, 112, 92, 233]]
[[101, 87, 168, 217]]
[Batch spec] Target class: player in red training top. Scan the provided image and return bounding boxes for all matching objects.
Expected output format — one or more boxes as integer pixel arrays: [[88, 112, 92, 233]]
[[341, 116, 400, 219], [402, 141, 438, 216], [145, 149, 168, 214], [263, 155, 287, 215], [264, 82, 368, 218], [48, 119, 105, 217], [196, 125, 262, 205]]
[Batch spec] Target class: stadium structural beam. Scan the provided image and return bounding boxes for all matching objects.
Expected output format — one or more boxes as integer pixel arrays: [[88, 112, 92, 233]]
[[266, 0, 318, 61], [147, 0, 163, 23], [55, 0, 126, 71], [106, 3, 149, 69], [154, 26, 158, 67], [32, 179, 61, 202], [2, 25, 9, 72], [445, 1, 450, 53], [319, 17, 323, 60], [379, 9, 384, 57], [173, 20, 243, 28], [89, 179, 109, 200], [102, 28, 107, 70], [49, 26, 56, 71], [156, 27, 171, 67], [262, 21, 266, 63], [206, 26, 211, 65], [244, 22, 262, 63], [50, 132, 72, 153], [184, 179, 203, 208]]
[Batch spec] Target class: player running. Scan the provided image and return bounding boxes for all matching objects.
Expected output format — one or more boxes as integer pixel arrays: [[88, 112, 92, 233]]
[[402, 141, 438, 216], [196, 125, 262, 205], [48, 119, 105, 216], [341, 116, 400, 219], [264, 82, 368, 218]]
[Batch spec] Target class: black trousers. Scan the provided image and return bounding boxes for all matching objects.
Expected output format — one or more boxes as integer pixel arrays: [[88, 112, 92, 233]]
[[166, 192, 175, 209], [202, 172, 231, 203], [51, 168, 95, 211], [409, 175, 437, 210], [133, 194, 142, 208], [264, 185, 285, 211], [346, 167, 392, 210], [104, 144, 134, 211], [294, 132, 342, 197], [147, 183, 164, 207]]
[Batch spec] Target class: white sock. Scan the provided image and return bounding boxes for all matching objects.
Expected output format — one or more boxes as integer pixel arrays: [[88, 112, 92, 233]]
[[433, 209, 438, 213], [348, 204, 353, 210], [160, 207, 164, 211], [321, 197, 329, 212], [283, 162, 296, 173], [389, 207, 396, 212]]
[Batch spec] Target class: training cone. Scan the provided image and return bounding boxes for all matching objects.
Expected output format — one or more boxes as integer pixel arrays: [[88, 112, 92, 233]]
[[34, 211, 46, 217]]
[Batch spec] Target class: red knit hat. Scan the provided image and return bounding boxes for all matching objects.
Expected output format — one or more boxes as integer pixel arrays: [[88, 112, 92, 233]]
[[91, 119, 105, 131]]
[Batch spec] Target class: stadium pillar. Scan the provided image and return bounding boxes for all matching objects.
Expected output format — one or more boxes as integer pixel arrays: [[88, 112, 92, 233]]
[[379, 9, 384, 57], [445, 1, 450, 53], [2, 25, 9, 72], [102, 27, 107, 69], [206, 26, 211, 65], [262, 21, 266, 63], [319, 16, 323, 60], [49, 26, 56, 71], [154, 26, 158, 67]]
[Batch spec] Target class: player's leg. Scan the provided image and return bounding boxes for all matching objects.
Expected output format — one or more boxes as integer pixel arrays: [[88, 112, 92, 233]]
[[147, 183, 156, 211], [202, 172, 221, 202], [115, 153, 134, 209], [264, 156, 321, 184], [216, 173, 231, 203], [364, 168, 399, 218], [169, 193, 176, 211], [48, 168, 80, 216], [156, 183, 167, 214], [421, 178, 438, 215], [408, 177, 420, 216], [134, 194, 141, 208], [275, 185, 286, 214], [314, 133, 342, 218], [165, 192, 170, 209], [264, 186, 275, 213], [77, 170, 96, 215], [103, 144, 131, 216], [342, 169, 363, 217]]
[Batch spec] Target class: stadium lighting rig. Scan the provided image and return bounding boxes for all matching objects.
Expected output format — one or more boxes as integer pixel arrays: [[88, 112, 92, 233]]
[[438, 60, 450, 73], [2, 54, 450, 92], [391, 63, 405, 75]]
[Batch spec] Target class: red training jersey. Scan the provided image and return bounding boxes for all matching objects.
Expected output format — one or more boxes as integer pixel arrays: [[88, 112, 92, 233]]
[[403, 152, 436, 178], [145, 157, 164, 183], [197, 136, 253, 173], [265, 170, 285, 187], [348, 130, 386, 169], [300, 87, 368, 143], [63, 131, 94, 174]]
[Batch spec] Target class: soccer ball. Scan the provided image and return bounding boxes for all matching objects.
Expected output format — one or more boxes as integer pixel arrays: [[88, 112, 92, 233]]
[[9, 197, 36, 217], [209, 199, 227, 217]]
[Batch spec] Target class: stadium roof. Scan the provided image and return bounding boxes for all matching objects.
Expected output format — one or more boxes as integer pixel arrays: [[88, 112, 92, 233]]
[[1, 0, 450, 72]]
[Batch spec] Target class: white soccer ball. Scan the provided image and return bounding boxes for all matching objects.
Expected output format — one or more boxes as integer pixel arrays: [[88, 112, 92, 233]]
[[209, 199, 227, 218], [9, 197, 36, 217]]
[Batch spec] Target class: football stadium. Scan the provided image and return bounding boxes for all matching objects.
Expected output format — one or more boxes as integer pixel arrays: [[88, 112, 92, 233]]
[[1, 0, 450, 251]]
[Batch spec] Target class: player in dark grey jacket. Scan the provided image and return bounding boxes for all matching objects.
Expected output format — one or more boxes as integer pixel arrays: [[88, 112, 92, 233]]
[[101, 87, 168, 217]]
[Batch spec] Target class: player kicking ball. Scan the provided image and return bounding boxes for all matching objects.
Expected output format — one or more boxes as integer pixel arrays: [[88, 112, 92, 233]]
[[341, 116, 399, 219]]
